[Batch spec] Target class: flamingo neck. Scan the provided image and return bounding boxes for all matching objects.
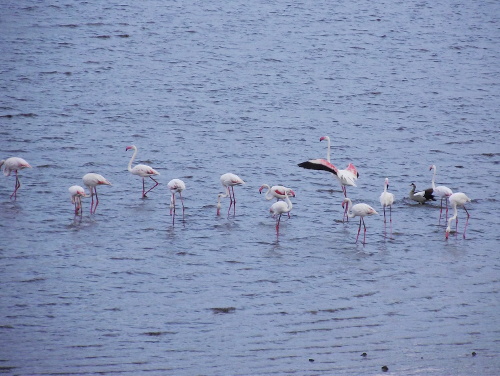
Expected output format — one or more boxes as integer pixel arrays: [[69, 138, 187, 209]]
[[431, 166, 437, 189], [324, 138, 331, 162], [284, 193, 292, 212], [128, 147, 138, 172], [446, 203, 458, 230], [344, 198, 354, 218]]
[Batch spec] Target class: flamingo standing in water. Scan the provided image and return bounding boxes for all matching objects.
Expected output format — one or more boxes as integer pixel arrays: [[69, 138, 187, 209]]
[[126, 145, 160, 198], [168, 179, 186, 216], [445, 192, 471, 239], [409, 183, 435, 204], [259, 184, 295, 218], [69, 185, 87, 215], [298, 136, 359, 221], [82, 173, 111, 214], [429, 165, 453, 223], [342, 197, 378, 244], [380, 178, 395, 237], [0, 157, 32, 200], [217, 173, 245, 216], [270, 189, 293, 234]]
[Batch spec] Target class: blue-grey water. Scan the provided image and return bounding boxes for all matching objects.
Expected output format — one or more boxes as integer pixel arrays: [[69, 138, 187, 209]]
[[1, 1, 499, 375]]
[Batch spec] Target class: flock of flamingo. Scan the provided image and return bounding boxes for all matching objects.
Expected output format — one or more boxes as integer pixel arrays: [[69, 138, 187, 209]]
[[1, 137, 471, 243]]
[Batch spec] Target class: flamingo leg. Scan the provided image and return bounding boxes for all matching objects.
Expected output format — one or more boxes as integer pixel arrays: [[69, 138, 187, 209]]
[[438, 198, 444, 224], [143, 176, 159, 197], [170, 193, 176, 215], [89, 187, 95, 214], [383, 206, 387, 224], [10, 171, 21, 200], [355, 218, 362, 243], [389, 205, 393, 238], [179, 192, 185, 217], [231, 186, 236, 216], [343, 200, 349, 223], [93, 188, 99, 214], [276, 214, 282, 233], [362, 218, 367, 245], [462, 206, 470, 239]]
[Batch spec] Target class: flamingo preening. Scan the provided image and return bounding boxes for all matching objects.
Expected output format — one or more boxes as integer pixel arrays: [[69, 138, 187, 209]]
[[69, 185, 87, 215], [342, 198, 378, 244], [217, 173, 245, 216], [168, 179, 186, 216], [82, 173, 111, 214], [409, 183, 435, 204], [380, 178, 395, 237], [445, 192, 471, 239], [298, 136, 359, 221], [429, 165, 453, 223], [269, 189, 293, 234], [126, 145, 160, 198], [0, 157, 32, 200]]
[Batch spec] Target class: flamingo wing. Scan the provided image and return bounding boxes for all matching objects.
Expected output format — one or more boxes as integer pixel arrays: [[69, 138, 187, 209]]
[[298, 159, 338, 175]]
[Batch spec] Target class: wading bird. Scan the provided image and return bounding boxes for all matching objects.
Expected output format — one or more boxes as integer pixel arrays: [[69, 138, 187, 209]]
[[429, 165, 453, 223], [83, 173, 111, 214], [0, 157, 32, 200], [217, 173, 245, 216], [126, 145, 160, 198], [168, 179, 186, 216], [270, 189, 293, 234], [445, 192, 471, 239], [259, 184, 295, 218], [342, 197, 378, 244], [380, 178, 395, 237], [409, 183, 435, 204], [69, 185, 87, 215]]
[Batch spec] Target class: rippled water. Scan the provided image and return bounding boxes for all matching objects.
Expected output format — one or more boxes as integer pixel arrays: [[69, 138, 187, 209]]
[[1, 0, 499, 375]]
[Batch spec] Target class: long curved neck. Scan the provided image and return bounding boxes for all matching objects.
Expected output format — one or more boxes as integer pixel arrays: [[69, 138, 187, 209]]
[[446, 202, 458, 230], [284, 193, 293, 212], [431, 166, 437, 189], [128, 147, 138, 171], [325, 138, 331, 162], [384, 181, 388, 193], [261, 184, 273, 200], [344, 198, 354, 218]]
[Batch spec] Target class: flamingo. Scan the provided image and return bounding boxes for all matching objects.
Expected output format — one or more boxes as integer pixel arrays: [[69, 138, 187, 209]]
[[259, 184, 295, 218], [82, 173, 111, 214], [342, 198, 378, 244], [429, 165, 453, 223], [0, 157, 32, 200], [69, 185, 87, 215], [409, 183, 435, 204], [126, 145, 160, 198], [445, 192, 471, 239], [217, 173, 245, 216], [270, 189, 293, 234], [168, 179, 186, 216], [380, 178, 395, 235], [298, 136, 359, 221]]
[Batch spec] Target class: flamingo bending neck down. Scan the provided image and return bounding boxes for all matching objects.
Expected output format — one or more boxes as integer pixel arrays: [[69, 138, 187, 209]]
[[445, 192, 471, 239], [409, 183, 435, 204], [269, 190, 293, 234], [380, 178, 395, 237], [69, 185, 88, 215], [0, 157, 32, 200], [126, 145, 160, 198], [217, 173, 245, 216], [82, 173, 111, 214], [168, 179, 186, 216], [429, 165, 453, 223], [259, 184, 296, 218], [342, 197, 378, 245]]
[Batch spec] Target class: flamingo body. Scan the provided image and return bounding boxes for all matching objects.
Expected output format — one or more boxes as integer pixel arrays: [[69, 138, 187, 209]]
[[217, 173, 245, 216], [270, 190, 293, 233], [446, 192, 471, 239], [342, 198, 378, 244], [69, 185, 87, 215], [83, 173, 111, 214], [0, 157, 32, 200], [380, 177, 395, 227], [126, 145, 160, 197], [409, 183, 435, 204], [168, 178, 186, 215]]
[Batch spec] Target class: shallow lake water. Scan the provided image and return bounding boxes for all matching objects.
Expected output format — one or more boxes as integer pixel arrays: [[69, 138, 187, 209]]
[[1, 0, 499, 375]]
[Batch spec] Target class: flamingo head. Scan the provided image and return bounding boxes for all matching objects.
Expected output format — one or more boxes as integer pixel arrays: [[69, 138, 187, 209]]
[[320, 136, 329, 142], [258, 185, 266, 194], [125, 145, 136, 151], [429, 165, 436, 171], [286, 189, 296, 197]]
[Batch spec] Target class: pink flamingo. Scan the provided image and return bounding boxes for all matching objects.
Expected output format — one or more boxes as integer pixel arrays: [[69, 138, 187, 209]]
[[0, 157, 32, 200], [69, 185, 87, 215], [380, 178, 395, 236], [259, 184, 295, 218], [342, 198, 378, 244], [217, 173, 245, 216], [82, 173, 111, 214], [269, 190, 293, 234], [168, 179, 186, 216], [126, 145, 160, 198], [298, 136, 359, 221], [429, 165, 453, 223], [445, 192, 471, 239]]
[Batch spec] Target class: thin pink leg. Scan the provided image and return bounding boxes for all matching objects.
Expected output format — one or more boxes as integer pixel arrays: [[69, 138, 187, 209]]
[[462, 206, 470, 239], [144, 176, 159, 196], [10, 171, 21, 200], [355, 218, 362, 243], [362, 218, 367, 245], [93, 188, 99, 214], [343, 200, 349, 223]]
